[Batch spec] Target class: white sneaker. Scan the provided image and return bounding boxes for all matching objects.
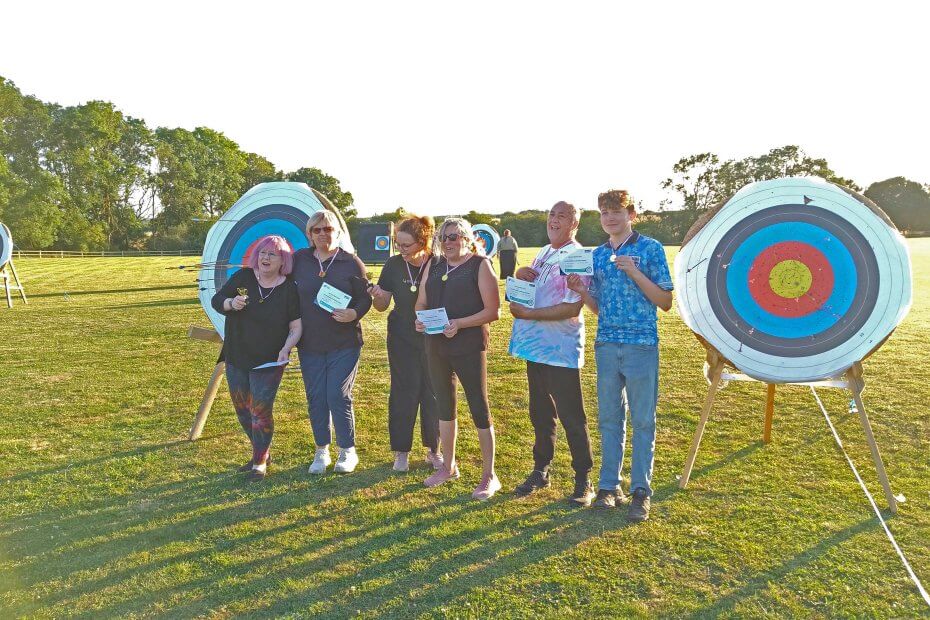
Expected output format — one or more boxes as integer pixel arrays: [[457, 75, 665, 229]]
[[393, 451, 409, 472], [308, 446, 331, 475], [425, 449, 444, 470], [334, 447, 359, 473], [472, 473, 502, 501]]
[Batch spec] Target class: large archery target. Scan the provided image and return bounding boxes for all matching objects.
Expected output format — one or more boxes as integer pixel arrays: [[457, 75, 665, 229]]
[[472, 224, 500, 259], [0, 223, 11, 268], [676, 177, 911, 383], [198, 182, 354, 337]]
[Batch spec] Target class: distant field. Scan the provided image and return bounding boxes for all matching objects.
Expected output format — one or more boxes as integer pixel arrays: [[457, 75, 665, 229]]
[[1, 241, 928, 618]]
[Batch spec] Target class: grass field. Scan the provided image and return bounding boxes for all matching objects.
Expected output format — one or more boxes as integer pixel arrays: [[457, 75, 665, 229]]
[[1, 241, 928, 618]]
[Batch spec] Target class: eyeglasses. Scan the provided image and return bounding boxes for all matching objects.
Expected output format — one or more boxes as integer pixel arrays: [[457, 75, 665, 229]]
[[311, 226, 335, 234], [258, 251, 279, 258], [441, 233, 462, 242], [394, 240, 420, 251]]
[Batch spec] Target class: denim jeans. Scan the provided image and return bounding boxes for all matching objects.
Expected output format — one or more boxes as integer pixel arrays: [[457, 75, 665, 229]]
[[595, 342, 659, 496], [298, 346, 361, 449]]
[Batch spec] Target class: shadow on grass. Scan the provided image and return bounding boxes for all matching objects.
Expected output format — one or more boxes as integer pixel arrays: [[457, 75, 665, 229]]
[[103, 298, 201, 309], [686, 516, 880, 618], [685, 441, 764, 484], [29, 284, 198, 298]]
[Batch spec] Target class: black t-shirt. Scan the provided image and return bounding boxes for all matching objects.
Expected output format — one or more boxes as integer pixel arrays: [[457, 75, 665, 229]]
[[211, 268, 300, 370], [377, 254, 433, 348], [424, 254, 489, 356]]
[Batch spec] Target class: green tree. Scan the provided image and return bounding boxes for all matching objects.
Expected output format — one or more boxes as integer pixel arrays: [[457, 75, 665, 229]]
[[286, 167, 356, 220], [864, 177, 930, 233], [242, 152, 282, 190]]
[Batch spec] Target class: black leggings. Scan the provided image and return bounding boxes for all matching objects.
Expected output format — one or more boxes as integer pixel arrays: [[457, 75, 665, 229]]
[[426, 345, 492, 429]]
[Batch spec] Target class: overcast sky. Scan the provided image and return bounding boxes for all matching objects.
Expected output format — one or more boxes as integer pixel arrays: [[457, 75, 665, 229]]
[[3, 1, 927, 217]]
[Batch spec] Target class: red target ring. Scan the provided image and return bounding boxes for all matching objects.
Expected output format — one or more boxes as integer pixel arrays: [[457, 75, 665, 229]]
[[748, 241, 834, 318]]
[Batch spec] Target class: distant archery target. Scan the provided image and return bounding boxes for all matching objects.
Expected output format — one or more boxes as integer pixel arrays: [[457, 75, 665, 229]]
[[0, 223, 11, 268], [374, 235, 390, 251], [676, 177, 911, 384], [198, 182, 354, 337], [472, 224, 500, 259]]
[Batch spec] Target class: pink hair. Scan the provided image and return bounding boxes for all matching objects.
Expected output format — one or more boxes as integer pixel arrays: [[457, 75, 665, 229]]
[[247, 235, 294, 275]]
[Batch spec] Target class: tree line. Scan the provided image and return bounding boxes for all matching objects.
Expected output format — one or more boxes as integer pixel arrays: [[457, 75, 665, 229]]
[[3, 75, 928, 250]]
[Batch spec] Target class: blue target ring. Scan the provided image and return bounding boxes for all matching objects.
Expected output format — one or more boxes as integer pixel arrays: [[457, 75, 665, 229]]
[[726, 222, 857, 338], [225, 219, 309, 279]]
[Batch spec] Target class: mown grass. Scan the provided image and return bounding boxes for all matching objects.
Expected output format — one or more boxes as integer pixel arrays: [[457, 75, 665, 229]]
[[0, 241, 928, 618]]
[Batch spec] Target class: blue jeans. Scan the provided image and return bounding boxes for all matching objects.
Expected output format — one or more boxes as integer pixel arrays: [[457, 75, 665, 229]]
[[298, 346, 361, 449], [595, 342, 659, 496]]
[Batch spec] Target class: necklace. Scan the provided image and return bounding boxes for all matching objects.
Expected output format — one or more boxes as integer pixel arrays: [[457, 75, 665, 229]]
[[257, 283, 277, 303], [608, 231, 635, 262], [316, 248, 340, 278], [405, 254, 430, 292], [441, 254, 470, 282]]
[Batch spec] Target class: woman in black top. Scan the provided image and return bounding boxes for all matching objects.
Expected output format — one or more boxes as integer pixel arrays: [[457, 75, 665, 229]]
[[292, 210, 372, 475], [370, 215, 442, 473], [211, 235, 302, 481], [415, 217, 501, 500]]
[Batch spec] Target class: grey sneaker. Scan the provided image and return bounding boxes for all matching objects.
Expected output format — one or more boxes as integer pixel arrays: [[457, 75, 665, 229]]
[[593, 489, 617, 508], [514, 470, 550, 497], [568, 479, 595, 507], [627, 488, 651, 522]]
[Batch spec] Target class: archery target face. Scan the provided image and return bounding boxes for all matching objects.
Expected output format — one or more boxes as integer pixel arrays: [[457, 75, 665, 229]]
[[0, 223, 11, 268], [374, 235, 390, 251], [198, 182, 354, 337], [676, 177, 912, 383], [472, 224, 500, 259]]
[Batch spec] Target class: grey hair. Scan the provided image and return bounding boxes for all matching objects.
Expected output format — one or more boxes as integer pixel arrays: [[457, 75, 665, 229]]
[[305, 210, 342, 247], [551, 200, 582, 224], [433, 217, 474, 254]]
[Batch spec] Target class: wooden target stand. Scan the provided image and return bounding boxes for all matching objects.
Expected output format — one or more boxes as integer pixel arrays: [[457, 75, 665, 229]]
[[1, 259, 27, 308], [679, 344, 898, 513]]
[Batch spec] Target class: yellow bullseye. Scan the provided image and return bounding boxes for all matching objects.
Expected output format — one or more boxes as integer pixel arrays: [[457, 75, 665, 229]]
[[769, 259, 812, 299]]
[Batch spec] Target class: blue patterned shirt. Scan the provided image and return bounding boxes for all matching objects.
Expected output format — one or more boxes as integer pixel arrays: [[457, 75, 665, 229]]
[[590, 232, 673, 345]]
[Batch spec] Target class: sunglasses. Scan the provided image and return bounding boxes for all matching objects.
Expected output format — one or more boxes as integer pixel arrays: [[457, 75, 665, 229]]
[[441, 233, 462, 242], [311, 226, 335, 234]]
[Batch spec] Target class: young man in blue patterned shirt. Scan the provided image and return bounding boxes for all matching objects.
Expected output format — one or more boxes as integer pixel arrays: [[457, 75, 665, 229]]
[[567, 189, 673, 521]]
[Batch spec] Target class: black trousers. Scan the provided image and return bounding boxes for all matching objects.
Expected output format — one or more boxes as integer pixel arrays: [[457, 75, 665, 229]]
[[426, 345, 492, 429], [526, 360, 593, 479], [387, 335, 439, 452], [499, 250, 517, 279]]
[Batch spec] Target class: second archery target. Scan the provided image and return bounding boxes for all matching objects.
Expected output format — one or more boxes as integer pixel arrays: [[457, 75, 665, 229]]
[[198, 182, 354, 337], [0, 223, 12, 268], [676, 177, 911, 384], [472, 224, 500, 259]]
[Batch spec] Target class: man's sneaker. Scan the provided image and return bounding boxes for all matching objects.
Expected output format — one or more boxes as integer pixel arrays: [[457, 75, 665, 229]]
[[308, 447, 331, 475], [593, 489, 617, 509], [627, 488, 651, 522], [424, 464, 460, 487], [568, 479, 596, 507], [425, 449, 444, 470], [513, 470, 551, 497], [472, 474, 502, 500], [393, 451, 409, 472], [334, 447, 359, 473]]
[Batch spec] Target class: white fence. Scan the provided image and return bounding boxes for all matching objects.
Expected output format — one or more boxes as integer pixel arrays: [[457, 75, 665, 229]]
[[15, 250, 201, 258]]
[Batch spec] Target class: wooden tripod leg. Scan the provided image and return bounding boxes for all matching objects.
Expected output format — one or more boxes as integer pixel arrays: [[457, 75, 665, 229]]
[[3, 267, 11, 309], [9, 261, 26, 303], [189, 362, 226, 440], [680, 359, 725, 489], [763, 384, 775, 444], [847, 364, 897, 513]]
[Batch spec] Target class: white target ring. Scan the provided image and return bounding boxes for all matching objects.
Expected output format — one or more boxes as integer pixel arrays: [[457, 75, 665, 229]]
[[0, 223, 12, 268], [198, 182, 354, 338], [675, 177, 911, 383]]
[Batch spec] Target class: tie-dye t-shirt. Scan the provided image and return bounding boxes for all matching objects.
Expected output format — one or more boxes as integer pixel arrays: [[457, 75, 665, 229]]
[[590, 231, 673, 345], [508, 242, 591, 369]]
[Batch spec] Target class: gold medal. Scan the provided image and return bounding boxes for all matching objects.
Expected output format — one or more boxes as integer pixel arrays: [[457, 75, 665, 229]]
[[410, 285, 417, 292], [441, 274, 448, 282], [319, 271, 325, 278]]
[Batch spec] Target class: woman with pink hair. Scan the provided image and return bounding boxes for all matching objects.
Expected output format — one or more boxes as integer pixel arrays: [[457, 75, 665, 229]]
[[211, 235, 302, 481]]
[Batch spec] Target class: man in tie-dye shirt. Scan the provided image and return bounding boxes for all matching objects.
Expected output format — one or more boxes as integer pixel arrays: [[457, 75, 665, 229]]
[[568, 189, 673, 522], [508, 201, 596, 507]]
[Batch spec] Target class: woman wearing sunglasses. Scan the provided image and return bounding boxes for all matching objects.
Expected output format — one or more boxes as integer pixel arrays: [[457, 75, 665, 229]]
[[369, 215, 443, 473], [415, 217, 501, 500], [292, 210, 372, 475], [211, 235, 302, 482]]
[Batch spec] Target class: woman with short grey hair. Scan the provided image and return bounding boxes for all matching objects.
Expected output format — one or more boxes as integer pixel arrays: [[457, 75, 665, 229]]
[[292, 209, 372, 475]]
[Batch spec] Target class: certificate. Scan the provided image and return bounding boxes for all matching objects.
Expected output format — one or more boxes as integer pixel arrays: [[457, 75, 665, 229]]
[[415, 307, 450, 335], [316, 282, 352, 312], [253, 360, 290, 370], [505, 276, 536, 307], [559, 248, 594, 275]]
